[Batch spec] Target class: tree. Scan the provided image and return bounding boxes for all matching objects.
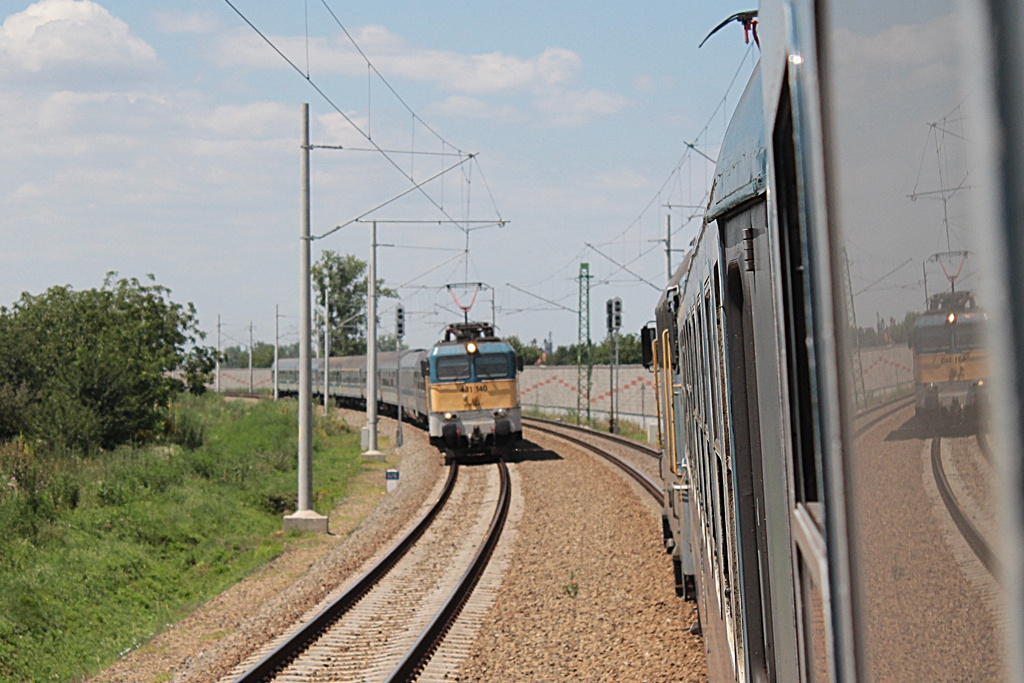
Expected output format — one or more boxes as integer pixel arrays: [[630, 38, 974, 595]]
[[0, 274, 215, 452], [221, 342, 276, 368], [312, 251, 396, 356], [505, 336, 543, 365], [538, 333, 642, 366]]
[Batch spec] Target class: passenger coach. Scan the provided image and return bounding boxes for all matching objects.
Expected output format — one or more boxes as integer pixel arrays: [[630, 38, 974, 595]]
[[643, 1, 1024, 681]]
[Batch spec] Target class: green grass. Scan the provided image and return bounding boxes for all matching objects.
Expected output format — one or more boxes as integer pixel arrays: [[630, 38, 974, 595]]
[[0, 394, 363, 682]]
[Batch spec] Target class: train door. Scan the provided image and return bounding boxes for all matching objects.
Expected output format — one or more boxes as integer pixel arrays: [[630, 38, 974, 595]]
[[723, 241, 774, 682]]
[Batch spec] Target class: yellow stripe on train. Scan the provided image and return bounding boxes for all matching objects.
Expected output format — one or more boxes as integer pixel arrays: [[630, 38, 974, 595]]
[[914, 350, 988, 384], [428, 378, 519, 413]]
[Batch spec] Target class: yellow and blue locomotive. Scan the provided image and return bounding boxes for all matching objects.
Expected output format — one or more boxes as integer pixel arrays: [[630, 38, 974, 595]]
[[423, 322, 523, 460], [276, 321, 522, 461]]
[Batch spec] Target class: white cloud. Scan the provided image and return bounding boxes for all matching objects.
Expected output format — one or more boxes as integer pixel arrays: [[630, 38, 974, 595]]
[[0, 0, 159, 87], [202, 101, 295, 138], [7, 182, 43, 204], [633, 74, 672, 93], [153, 10, 217, 35], [215, 29, 583, 95], [832, 12, 958, 103], [591, 168, 649, 191], [214, 26, 624, 126], [535, 88, 630, 126], [430, 95, 522, 122]]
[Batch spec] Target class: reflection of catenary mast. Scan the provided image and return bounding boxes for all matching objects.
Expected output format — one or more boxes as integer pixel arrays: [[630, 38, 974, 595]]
[[909, 112, 974, 306]]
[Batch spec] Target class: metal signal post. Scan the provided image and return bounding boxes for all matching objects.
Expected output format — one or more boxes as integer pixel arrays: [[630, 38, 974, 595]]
[[395, 303, 405, 448], [606, 297, 622, 433]]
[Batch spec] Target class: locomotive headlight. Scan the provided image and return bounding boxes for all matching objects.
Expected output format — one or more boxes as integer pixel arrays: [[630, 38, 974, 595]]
[[493, 408, 507, 418], [444, 412, 458, 421], [466, 341, 478, 354], [947, 312, 957, 324]]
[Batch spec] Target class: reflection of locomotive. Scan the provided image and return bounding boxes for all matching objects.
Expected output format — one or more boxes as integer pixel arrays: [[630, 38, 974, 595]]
[[275, 322, 522, 461], [911, 291, 987, 420]]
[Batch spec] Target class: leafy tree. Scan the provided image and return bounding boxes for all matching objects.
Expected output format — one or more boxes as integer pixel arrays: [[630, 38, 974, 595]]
[[377, 333, 408, 353], [539, 333, 643, 366], [0, 274, 215, 452], [220, 345, 246, 368], [312, 251, 396, 356], [221, 342, 277, 368], [505, 335, 543, 365]]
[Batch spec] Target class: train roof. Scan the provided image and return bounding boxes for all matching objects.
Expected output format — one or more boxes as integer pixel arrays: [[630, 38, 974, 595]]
[[707, 62, 766, 223], [430, 340, 512, 357], [655, 249, 694, 317]]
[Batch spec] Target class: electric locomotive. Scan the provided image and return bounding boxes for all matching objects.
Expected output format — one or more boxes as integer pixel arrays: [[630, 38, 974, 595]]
[[422, 322, 523, 461], [911, 290, 987, 420], [274, 322, 523, 462]]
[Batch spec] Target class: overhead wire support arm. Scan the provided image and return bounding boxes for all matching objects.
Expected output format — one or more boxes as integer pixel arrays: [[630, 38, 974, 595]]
[[584, 243, 663, 292], [506, 283, 578, 313], [684, 140, 718, 164], [314, 154, 476, 241], [310, 144, 470, 157]]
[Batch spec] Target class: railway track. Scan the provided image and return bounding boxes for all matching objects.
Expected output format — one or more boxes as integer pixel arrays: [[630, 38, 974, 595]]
[[932, 431, 998, 576], [228, 459, 510, 683], [521, 417, 662, 503], [853, 398, 997, 577]]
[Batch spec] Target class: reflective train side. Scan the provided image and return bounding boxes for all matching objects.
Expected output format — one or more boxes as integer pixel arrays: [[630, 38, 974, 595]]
[[644, 1, 1024, 680]]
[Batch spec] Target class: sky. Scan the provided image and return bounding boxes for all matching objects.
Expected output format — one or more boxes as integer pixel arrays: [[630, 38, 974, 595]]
[[1, 0, 766, 354]]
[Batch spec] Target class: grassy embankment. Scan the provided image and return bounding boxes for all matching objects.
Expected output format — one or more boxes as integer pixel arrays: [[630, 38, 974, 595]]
[[0, 394, 368, 682]]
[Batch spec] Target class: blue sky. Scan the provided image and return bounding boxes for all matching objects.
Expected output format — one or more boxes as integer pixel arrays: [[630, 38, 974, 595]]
[[2, 0, 760, 353]]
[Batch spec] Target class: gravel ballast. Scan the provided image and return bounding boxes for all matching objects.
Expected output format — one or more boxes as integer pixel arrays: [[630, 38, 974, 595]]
[[455, 430, 707, 681]]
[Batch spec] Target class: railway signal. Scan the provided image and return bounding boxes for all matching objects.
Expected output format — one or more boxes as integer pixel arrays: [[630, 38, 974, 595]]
[[606, 297, 623, 433], [395, 302, 405, 447]]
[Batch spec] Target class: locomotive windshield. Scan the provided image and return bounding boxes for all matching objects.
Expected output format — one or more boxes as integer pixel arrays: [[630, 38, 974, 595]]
[[435, 356, 471, 381], [474, 354, 512, 379], [915, 320, 985, 353]]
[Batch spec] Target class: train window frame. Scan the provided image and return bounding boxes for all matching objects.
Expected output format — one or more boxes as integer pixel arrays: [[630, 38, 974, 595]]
[[773, 36, 848, 678]]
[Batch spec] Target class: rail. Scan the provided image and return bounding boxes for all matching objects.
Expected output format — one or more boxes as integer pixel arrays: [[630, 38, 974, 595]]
[[524, 420, 663, 503], [521, 415, 660, 458], [385, 459, 511, 682], [232, 463, 460, 683]]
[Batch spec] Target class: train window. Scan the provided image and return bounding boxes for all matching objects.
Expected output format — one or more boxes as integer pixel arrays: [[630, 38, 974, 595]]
[[435, 356, 471, 381], [774, 75, 822, 507], [474, 354, 511, 379], [706, 289, 720, 444]]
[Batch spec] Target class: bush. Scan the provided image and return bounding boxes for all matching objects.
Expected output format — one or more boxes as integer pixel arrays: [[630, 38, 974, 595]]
[[0, 274, 216, 453]]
